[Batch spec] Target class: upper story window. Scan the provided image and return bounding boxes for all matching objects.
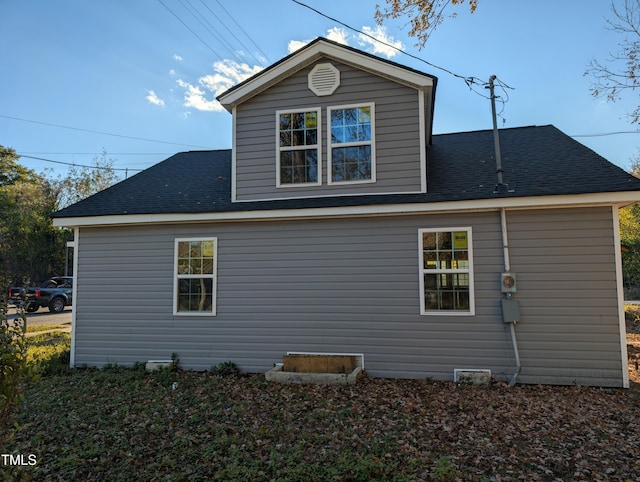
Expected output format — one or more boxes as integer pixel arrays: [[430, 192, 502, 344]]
[[328, 103, 375, 184], [174, 238, 217, 316], [277, 108, 321, 187], [418, 228, 475, 316]]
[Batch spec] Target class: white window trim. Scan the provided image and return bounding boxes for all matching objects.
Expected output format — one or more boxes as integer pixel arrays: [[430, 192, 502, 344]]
[[173, 237, 218, 316], [418, 227, 475, 316], [276, 107, 322, 188], [327, 102, 376, 185]]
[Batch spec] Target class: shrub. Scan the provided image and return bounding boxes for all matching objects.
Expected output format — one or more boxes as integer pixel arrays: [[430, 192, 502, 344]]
[[0, 293, 32, 445]]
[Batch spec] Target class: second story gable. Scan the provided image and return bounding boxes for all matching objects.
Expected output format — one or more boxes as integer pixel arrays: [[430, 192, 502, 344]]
[[217, 38, 437, 202]]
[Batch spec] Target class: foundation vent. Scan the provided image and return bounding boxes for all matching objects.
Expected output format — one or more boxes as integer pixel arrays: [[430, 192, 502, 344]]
[[308, 63, 340, 96]]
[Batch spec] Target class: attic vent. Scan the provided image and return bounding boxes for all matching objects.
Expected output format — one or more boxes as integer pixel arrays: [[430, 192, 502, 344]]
[[308, 63, 340, 96]]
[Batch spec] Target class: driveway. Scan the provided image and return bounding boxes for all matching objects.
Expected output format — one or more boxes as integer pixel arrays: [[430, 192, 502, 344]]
[[6, 306, 72, 329]]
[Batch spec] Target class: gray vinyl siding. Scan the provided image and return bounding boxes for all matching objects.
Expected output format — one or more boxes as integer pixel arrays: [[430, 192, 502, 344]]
[[234, 60, 424, 200], [505, 206, 623, 386], [72, 206, 625, 387]]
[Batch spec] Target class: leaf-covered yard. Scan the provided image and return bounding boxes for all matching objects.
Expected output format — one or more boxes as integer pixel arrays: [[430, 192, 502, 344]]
[[4, 317, 640, 481]]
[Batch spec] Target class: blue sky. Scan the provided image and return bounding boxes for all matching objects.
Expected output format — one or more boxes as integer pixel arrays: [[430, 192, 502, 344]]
[[1, 0, 638, 178]]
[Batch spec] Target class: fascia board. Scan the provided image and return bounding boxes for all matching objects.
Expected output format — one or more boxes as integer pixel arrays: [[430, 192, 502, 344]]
[[53, 191, 640, 228], [217, 40, 434, 110]]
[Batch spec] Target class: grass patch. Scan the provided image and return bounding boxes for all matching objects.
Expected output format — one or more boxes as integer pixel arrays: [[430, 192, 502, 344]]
[[26, 331, 71, 375], [26, 324, 68, 333]]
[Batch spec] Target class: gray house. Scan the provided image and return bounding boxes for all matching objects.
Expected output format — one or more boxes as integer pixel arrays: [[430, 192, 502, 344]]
[[53, 38, 640, 387]]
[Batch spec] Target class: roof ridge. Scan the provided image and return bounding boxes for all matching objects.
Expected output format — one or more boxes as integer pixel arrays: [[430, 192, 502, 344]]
[[433, 124, 552, 137]]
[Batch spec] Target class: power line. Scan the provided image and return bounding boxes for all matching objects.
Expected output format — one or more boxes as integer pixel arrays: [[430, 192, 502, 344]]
[[571, 131, 640, 138], [21, 152, 173, 156], [0, 114, 212, 149], [157, 0, 225, 61], [178, 0, 245, 63], [198, 0, 264, 65], [214, 0, 270, 63], [18, 154, 145, 172]]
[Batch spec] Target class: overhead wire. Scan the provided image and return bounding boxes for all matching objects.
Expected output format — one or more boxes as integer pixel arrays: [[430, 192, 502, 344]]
[[571, 131, 640, 138], [178, 0, 245, 63], [18, 155, 144, 172], [198, 0, 264, 65], [0, 114, 213, 149], [214, 0, 271, 63], [157, 0, 225, 61]]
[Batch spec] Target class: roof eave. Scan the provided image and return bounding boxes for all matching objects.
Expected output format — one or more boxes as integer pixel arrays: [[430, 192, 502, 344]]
[[52, 191, 640, 228]]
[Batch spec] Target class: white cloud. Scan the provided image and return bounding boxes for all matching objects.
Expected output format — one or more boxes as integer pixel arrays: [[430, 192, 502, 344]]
[[145, 90, 165, 107], [326, 27, 349, 45], [173, 54, 183, 61], [176, 60, 263, 112], [288, 26, 403, 59], [288, 28, 349, 53], [358, 25, 404, 58], [169, 69, 176, 76], [287, 39, 309, 54]]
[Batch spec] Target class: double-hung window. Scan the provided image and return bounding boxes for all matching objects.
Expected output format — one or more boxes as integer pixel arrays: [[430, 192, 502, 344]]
[[329, 103, 375, 184], [174, 238, 217, 315], [419, 228, 475, 315], [277, 108, 321, 187]]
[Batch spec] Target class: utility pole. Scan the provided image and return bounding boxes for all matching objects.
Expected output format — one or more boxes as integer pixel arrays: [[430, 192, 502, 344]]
[[488, 75, 511, 193], [488, 76, 502, 185]]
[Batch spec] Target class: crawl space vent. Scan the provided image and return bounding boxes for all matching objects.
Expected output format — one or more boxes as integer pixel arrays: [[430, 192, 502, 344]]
[[308, 63, 340, 96]]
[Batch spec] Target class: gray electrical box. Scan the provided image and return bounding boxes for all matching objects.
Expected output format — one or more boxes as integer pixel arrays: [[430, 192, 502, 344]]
[[501, 299, 521, 323]]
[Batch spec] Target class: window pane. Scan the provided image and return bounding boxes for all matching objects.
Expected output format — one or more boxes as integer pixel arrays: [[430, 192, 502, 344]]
[[305, 111, 317, 128], [438, 232, 452, 250], [190, 241, 202, 258], [202, 258, 214, 274], [177, 259, 189, 274], [178, 241, 190, 258], [177, 278, 213, 312], [423, 232, 437, 250], [293, 130, 304, 146], [202, 241, 214, 257], [280, 131, 291, 147], [279, 113, 291, 130], [190, 258, 202, 275], [292, 112, 305, 129], [331, 107, 371, 144], [306, 129, 317, 145], [331, 146, 371, 182], [281, 150, 317, 184]]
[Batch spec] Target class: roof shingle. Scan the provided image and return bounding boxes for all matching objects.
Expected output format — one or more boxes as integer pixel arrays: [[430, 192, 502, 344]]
[[52, 125, 640, 219]]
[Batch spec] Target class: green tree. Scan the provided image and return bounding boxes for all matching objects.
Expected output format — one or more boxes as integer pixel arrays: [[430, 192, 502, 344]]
[[0, 146, 37, 187], [375, 0, 478, 47], [53, 150, 121, 209], [620, 157, 640, 295], [586, 0, 640, 124], [0, 146, 67, 284]]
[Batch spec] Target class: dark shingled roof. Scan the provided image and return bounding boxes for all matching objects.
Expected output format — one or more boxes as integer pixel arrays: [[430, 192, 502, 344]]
[[52, 125, 640, 219]]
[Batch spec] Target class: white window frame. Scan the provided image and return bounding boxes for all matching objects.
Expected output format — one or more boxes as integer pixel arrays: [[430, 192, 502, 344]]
[[276, 107, 322, 188], [173, 237, 218, 316], [418, 227, 475, 316], [327, 102, 376, 185]]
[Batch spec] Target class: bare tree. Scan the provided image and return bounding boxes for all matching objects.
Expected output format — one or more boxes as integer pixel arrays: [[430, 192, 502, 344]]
[[586, 0, 640, 124], [375, 0, 478, 48]]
